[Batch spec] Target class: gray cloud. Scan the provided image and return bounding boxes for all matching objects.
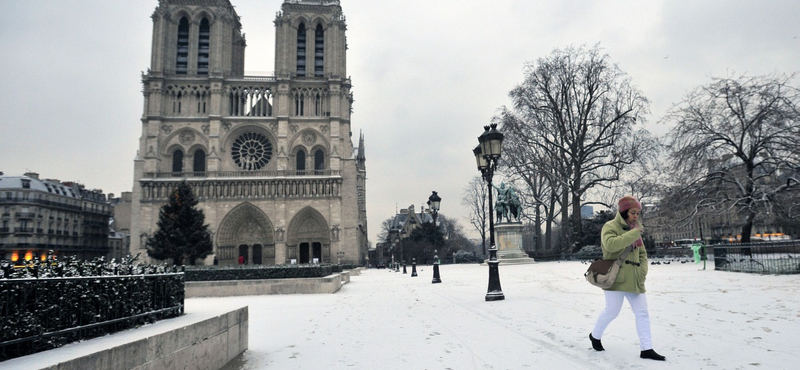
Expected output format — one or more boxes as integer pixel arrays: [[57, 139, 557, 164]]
[[1, 0, 798, 243]]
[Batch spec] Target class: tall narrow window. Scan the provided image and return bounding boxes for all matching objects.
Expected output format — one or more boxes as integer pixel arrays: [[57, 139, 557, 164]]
[[314, 24, 324, 77], [193, 149, 206, 173], [314, 149, 324, 174], [176, 17, 189, 74], [295, 94, 305, 116], [296, 23, 306, 76], [197, 18, 210, 75], [296, 150, 306, 174], [172, 149, 184, 173]]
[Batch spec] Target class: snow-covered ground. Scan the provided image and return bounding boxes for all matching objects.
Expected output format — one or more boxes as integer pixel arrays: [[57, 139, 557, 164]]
[[214, 260, 799, 370], [5, 260, 799, 369]]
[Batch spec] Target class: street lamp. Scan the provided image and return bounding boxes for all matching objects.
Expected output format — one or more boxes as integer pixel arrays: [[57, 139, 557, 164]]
[[474, 123, 505, 301], [336, 250, 345, 265], [428, 191, 443, 284], [427, 191, 441, 225], [401, 229, 407, 274]]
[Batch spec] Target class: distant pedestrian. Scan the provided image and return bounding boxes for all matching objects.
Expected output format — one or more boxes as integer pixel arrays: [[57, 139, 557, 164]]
[[213, 256, 218, 265], [589, 195, 666, 361], [238, 255, 244, 265]]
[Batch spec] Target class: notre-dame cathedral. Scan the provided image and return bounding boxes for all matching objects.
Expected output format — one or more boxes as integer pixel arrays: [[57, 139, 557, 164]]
[[130, 0, 368, 266]]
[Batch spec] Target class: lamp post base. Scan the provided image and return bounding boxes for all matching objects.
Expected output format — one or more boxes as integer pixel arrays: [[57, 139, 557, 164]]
[[485, 259, 505, 301], [432, 262, 441, 284]]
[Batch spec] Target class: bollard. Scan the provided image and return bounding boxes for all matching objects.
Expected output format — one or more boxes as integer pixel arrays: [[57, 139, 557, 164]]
[[432, 259, 441, 284], [411, 258, 418, 277], [402, 261, 407, 274]]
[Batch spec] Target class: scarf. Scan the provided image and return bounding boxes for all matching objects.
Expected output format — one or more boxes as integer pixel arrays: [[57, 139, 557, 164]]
[[628, 220, 644, 247]]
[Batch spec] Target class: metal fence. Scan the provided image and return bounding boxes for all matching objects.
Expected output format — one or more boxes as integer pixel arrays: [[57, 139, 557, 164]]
[[0, 272, 184, 361], [712, 241, 800, 274]]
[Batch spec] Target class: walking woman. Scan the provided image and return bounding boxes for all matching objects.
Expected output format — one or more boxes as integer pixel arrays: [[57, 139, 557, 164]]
[[589, 196, 666, 361]]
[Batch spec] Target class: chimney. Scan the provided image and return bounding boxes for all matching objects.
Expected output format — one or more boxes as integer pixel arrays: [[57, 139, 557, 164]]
[[24, 172, 40, 180]]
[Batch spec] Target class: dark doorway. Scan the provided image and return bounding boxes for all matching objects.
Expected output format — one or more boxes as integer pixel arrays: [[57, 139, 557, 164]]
[[252, 244, 262, 264], [238, 245, 248, 264], [299, 242, 310, 263], [312, 242, 322, 263]]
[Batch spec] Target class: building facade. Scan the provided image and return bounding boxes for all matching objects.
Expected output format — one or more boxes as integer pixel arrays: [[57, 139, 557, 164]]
[[130, 0, 368, 266], [0, 172, 111, 262]]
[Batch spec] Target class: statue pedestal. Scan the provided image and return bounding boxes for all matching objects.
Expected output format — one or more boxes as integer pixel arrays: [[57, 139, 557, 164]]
[[486, 222, 535, 265]]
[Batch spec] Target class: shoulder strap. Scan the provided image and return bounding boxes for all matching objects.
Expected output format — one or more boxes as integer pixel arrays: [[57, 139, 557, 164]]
[[614, 245, 635, 266]]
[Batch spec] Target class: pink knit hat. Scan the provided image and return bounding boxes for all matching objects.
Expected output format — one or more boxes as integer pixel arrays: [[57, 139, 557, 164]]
[[618, 195, 642, 212]]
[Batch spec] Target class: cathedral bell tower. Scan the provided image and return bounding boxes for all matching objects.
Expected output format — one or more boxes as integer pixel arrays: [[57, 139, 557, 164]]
[[131, 0, 367, 267]]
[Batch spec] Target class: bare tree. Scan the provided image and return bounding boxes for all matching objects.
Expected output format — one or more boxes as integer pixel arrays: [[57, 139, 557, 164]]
[[499, 44, 651, 250], [498, 124, 563, 252], [461, 176, 489, 256], [377, 216, 395, 245], [663, 72, 800, 242], [438, 214, 472, 257]]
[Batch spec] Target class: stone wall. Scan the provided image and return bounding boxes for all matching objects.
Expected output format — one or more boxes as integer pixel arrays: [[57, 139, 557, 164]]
[[35, 307, 248, 370], [185, 269, 360, 297]]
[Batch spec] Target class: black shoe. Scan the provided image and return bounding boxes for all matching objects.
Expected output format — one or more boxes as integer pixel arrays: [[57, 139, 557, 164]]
[[640, 349, 666, 361], [589, 333, 604, 351]]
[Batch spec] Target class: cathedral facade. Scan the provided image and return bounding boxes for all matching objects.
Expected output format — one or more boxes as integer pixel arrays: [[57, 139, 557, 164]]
[[130, 0, 367, 266]]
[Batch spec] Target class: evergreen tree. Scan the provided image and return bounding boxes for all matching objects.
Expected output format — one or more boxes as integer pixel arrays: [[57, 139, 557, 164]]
[[146, 181, 212, 265]]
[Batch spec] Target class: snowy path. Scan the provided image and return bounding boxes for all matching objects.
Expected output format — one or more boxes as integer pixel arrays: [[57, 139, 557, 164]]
[[206, 261, 799, 370]]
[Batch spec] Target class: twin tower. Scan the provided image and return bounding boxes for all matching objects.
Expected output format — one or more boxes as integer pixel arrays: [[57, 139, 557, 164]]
[[130, 0, 368, 266]]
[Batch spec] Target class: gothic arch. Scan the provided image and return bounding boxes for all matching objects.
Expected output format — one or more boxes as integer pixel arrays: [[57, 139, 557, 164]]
[[286, 206, 330, 263], [192, 10, 216, 25], [309, 17, 327, 30], [289, 128, 329, 152], [160, 127, 207, 156], [216, 203, 276, 265], [171, 9, 192, 24], [292, 17, 310, 30]]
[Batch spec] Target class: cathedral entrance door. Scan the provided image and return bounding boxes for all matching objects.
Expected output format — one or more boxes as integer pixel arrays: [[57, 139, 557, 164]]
[[312, 242, 322, 263], [216, 203, 275, 266], [299, 242, 310, 263], [252, 244, 262, 264], [238, 245, 248, 264]]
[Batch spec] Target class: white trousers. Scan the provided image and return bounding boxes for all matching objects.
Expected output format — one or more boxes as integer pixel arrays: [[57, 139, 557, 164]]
[[591, 290, 653, 350]]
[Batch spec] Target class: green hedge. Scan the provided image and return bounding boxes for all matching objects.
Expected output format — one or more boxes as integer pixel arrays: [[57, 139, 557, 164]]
[[184, 264, 359, 282]]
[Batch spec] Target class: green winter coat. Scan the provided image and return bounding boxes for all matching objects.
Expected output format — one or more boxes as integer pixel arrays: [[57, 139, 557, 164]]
[[600, 212, 648, 293]]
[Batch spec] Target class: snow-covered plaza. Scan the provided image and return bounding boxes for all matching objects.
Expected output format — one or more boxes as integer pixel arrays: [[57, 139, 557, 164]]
[[6, 260, 799, 370], [215, 260, 798, 369]]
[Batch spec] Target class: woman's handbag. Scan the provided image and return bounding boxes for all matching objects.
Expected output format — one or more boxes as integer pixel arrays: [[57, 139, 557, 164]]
[[584, 246, 634, 289]]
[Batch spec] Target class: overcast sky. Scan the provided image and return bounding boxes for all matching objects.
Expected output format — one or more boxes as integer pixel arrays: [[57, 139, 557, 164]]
[[1, 0, 798, 243]]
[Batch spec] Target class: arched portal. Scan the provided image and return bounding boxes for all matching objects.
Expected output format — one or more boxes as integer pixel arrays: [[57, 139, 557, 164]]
[[286, 206, 330, 264], [216, 203, 275, 265]]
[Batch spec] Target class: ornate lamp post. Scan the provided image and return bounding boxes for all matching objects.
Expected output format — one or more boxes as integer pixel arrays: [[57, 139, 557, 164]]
[[427, 191, 441, 224], [428, 191, 442, 284], [474, 123, 505, 301], [336, 250, 345, 265], [401, 229, 407, 274]]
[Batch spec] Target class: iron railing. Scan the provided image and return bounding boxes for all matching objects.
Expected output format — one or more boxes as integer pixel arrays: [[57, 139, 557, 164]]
[[0, 269, 184, 361], [712, 241, 800, 274]]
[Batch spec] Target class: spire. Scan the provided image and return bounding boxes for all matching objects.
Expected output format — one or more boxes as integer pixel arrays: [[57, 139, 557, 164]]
[[357, 130, 365, 160]]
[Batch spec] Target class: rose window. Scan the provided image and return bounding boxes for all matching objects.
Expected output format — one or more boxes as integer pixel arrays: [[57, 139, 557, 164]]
[[231, 132, 273, 170]]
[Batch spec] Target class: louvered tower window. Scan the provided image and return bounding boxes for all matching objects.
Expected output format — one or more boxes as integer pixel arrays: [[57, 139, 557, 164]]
[[314, 24, 324, 77], [176, 17, 189, 74], [197, 18, 210, 75], [296, 23, 306, 76]]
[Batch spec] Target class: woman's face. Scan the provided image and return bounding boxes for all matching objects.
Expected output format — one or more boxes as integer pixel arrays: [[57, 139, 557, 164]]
[[626, 207, 641, 223]]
